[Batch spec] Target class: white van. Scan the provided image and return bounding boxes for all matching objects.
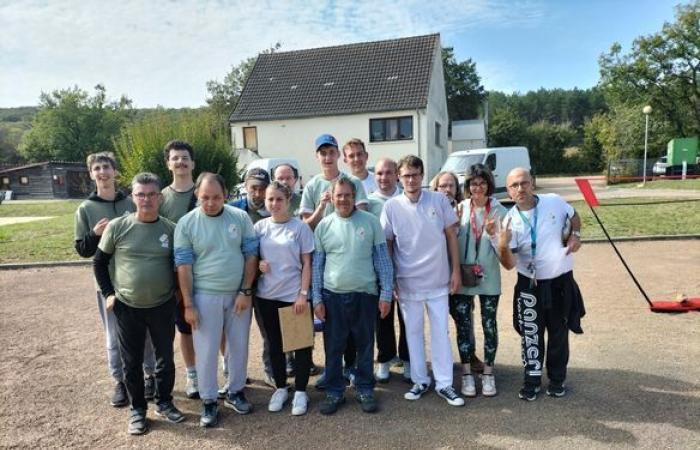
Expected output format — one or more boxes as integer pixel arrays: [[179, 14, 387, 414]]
[[235, 157, 302, 198], [440, 147, 532, 199]]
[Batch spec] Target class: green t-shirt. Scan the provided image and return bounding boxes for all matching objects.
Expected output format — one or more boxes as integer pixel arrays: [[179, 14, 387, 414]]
[[174, 205, 256, 295], [457, 198, 508, 296], [300, 172, 368, 217], [314, 210, 385, 295], [74, 192, 135, 288], [99, 214, 176, 308], [367, 188, 401, 218], [160, 185, 195, 223]]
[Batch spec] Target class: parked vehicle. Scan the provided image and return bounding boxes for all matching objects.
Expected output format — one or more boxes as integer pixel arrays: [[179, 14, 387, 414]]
[[662, 137, 699, 176], [652, 156, 669, 175], [440, 147, 532, 199], [234, 157, 302, 199]]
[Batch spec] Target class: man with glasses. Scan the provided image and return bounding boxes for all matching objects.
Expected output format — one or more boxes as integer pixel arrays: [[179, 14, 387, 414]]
[[497, 168, 584, 401], [380, 155, 465, 407], [94, 173, 185, 435]]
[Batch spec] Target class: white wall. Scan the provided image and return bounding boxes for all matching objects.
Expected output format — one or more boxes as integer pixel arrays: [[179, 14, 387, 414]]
[[424, 41, 450, 179], [231, 110, 425, 182]]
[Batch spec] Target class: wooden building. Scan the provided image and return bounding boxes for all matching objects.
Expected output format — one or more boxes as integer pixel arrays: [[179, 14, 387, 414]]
[[0, 161, 91, 200]]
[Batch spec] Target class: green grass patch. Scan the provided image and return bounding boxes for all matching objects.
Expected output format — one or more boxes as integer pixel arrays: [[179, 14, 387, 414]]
[[0, 213, 80, 263], [573, 198, 700, 239], [0, 200, 82, 217], [615, 178, 700, 190]]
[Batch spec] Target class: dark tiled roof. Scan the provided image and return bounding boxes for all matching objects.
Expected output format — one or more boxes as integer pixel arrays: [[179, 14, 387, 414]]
[[0, 161, 84, 174], [230, 34, 440, 122]]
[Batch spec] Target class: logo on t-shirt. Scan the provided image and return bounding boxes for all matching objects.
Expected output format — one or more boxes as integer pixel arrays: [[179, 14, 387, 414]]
[[159, 234, 169, 248], [228, 224, 239, 239], [356, 226, 366, 241]]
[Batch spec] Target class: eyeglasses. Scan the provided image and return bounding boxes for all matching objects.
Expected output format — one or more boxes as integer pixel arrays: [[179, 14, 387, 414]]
[[133, 192, 161, 200], [469, 181, 487, 188], [507, 180, 531, 190]]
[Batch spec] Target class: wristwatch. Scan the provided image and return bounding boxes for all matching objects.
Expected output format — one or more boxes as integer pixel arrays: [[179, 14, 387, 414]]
[[238, 288, 253, 296], [299, 290, 309, 297]]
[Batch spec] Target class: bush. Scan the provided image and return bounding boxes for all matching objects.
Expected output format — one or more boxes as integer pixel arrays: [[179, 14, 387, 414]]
[[114, 110, 237, 190]]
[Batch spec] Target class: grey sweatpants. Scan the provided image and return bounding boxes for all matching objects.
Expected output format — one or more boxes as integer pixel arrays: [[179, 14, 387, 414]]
[[192, 293, 251, 401]]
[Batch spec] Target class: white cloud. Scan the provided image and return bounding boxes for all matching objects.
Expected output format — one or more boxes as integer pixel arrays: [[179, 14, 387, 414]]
[[0, 0, 544, 107]]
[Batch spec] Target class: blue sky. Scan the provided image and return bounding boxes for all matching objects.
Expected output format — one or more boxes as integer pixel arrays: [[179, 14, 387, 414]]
[[0, 0, 680, 108]]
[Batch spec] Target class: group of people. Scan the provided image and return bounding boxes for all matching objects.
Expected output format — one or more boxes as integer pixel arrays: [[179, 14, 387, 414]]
[[75, 135, 584, 435]]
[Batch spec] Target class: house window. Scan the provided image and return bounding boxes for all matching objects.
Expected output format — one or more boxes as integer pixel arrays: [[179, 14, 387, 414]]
[[369, 116, 413, 142], [435, 122, 442, 147], [20, 176, 29, 185], [243, 127, 258, 151], [1, 177, 9, 187], [53, 175, 65, 185]]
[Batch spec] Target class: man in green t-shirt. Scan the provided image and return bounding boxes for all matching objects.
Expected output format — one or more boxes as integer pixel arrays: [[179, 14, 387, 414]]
[[312, 178, 393, 415], [74, 151, 155, 408], [94, 172, 185, 435], [160, 140, 199, 399]]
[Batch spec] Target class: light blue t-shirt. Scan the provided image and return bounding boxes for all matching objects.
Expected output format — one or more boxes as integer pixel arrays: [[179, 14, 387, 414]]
[[367, 187, 401, 218], [255, 217, 314, 302], [300, 172, 368, 217], [314, 210, 385, 295], [174, 205, 257, 295]]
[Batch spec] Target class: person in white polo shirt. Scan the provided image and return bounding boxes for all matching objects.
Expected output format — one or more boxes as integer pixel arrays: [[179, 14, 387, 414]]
[[380, 155, 465, 407], [497, 167, 585, 401], [342, 138, 377, 195]]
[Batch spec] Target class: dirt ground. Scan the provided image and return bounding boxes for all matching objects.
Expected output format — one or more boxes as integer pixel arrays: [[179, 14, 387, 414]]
[[1, 240, 699, 449]]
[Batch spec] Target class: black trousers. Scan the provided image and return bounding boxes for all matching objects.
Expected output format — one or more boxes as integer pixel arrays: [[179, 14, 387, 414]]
[[376, 299, 409, 363], [114, 297, 176, 410], [514, 274, 570, 388], [254, 297, 312, 391]]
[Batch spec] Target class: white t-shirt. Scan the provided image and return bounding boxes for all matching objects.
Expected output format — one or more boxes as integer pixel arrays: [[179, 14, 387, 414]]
[[360, 171, 377, 195], [254, 217, 315, 302], [381, 190, 458, 299], [507, 194, 575, 280]]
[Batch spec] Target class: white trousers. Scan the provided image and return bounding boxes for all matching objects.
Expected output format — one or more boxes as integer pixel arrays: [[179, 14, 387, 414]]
[[192, 293, 251, 401], [399, 294, 453, 390]]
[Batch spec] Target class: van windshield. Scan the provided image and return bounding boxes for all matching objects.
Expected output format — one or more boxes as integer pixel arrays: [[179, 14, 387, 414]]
[[441, 154, 484, 174]]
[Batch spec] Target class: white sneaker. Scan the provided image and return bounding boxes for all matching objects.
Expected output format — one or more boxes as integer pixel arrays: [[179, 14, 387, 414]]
[[268, 387, 289, 412], [291, 391, 309, 416], [375, 362, 391, 383], [185, 373, 200, 399], [461, 374, 476, 397], [481, 374, 497, 397], [402, 361, 412, 383]]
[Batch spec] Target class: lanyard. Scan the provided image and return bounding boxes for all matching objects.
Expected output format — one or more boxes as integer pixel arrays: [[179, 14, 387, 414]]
[[516, 196, 539, 281], [469, 198, 491, 262]]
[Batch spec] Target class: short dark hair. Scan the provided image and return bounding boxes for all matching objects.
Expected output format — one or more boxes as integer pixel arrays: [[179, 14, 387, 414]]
[[398, 155, 424, 176], [332, 177, 356, 197], [267, 180, 292, 200], [131, 172, 161, 190], [163, 140, 194, 161], [195, 172, 227, 196], [463, 163, 496, 198]]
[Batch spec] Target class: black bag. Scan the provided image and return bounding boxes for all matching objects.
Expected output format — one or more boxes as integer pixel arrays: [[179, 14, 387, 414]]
[[460, 221, 482, 287]]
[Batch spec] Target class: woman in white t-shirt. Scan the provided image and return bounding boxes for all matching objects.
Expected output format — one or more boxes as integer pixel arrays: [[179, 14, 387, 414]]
[[254, 181, 315, 416], [451, 164, 507, 398]]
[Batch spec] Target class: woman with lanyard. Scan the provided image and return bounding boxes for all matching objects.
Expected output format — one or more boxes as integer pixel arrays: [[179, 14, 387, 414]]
[[254, 181, 315, 416], [451, 164, 507, 398]]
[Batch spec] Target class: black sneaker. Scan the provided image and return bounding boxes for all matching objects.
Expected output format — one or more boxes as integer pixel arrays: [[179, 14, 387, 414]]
[[144, 376, 156, 402], [404, 383, 430, 401], [546, 383, 567, 398], [356, 393, 378, 413], [518, 385, 541, 402], [224, 391, 253, 415], [200, 401, 218, 428], [111, 381, 129, 407], [436, 386, 465, 407], [128, 408, 148, 435], [155, 401, 186, 423], [319, 394, 345, 415]]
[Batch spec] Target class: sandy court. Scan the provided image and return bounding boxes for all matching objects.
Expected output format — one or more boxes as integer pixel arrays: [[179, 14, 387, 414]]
[[0, 240, 698, 448]]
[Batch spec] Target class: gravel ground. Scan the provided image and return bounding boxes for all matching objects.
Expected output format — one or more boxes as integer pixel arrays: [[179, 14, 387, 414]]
[[1, 240, 699, 449]]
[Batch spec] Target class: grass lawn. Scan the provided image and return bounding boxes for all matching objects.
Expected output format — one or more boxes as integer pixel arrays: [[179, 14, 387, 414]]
[[1, 198, 699, 264], [615, 178, 700, 190]]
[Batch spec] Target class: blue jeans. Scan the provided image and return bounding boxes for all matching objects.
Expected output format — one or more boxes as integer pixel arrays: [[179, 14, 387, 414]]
[[322, 289, 377, 396]]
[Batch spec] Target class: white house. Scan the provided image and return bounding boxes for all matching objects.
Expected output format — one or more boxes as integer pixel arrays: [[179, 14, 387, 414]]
[[229, 34, 449, 181]]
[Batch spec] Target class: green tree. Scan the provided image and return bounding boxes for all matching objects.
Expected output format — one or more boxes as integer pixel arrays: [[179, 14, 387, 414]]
[[526, 121, 576, 174], [442, 47, 486, 125], [19, 85, 133, 162], [114, 109, 238, 190], [487, 107, 528, 147], [599, 2, 700, 137], [206, 43, 281, 122]]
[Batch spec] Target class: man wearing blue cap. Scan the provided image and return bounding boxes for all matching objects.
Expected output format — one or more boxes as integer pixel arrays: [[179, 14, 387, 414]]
[[301, 134, 368, 230]]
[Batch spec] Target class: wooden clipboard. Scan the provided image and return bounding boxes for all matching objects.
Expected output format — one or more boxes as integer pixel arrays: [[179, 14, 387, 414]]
[[278, 303, 314, 352]]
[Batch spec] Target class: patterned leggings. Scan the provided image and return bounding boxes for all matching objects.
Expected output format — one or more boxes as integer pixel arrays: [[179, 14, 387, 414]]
[[449, 294, 500, 366]]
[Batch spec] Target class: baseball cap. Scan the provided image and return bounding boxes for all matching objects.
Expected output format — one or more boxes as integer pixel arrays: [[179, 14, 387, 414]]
[[315, 134, 338, 151], [245, 167, 270, 186]]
